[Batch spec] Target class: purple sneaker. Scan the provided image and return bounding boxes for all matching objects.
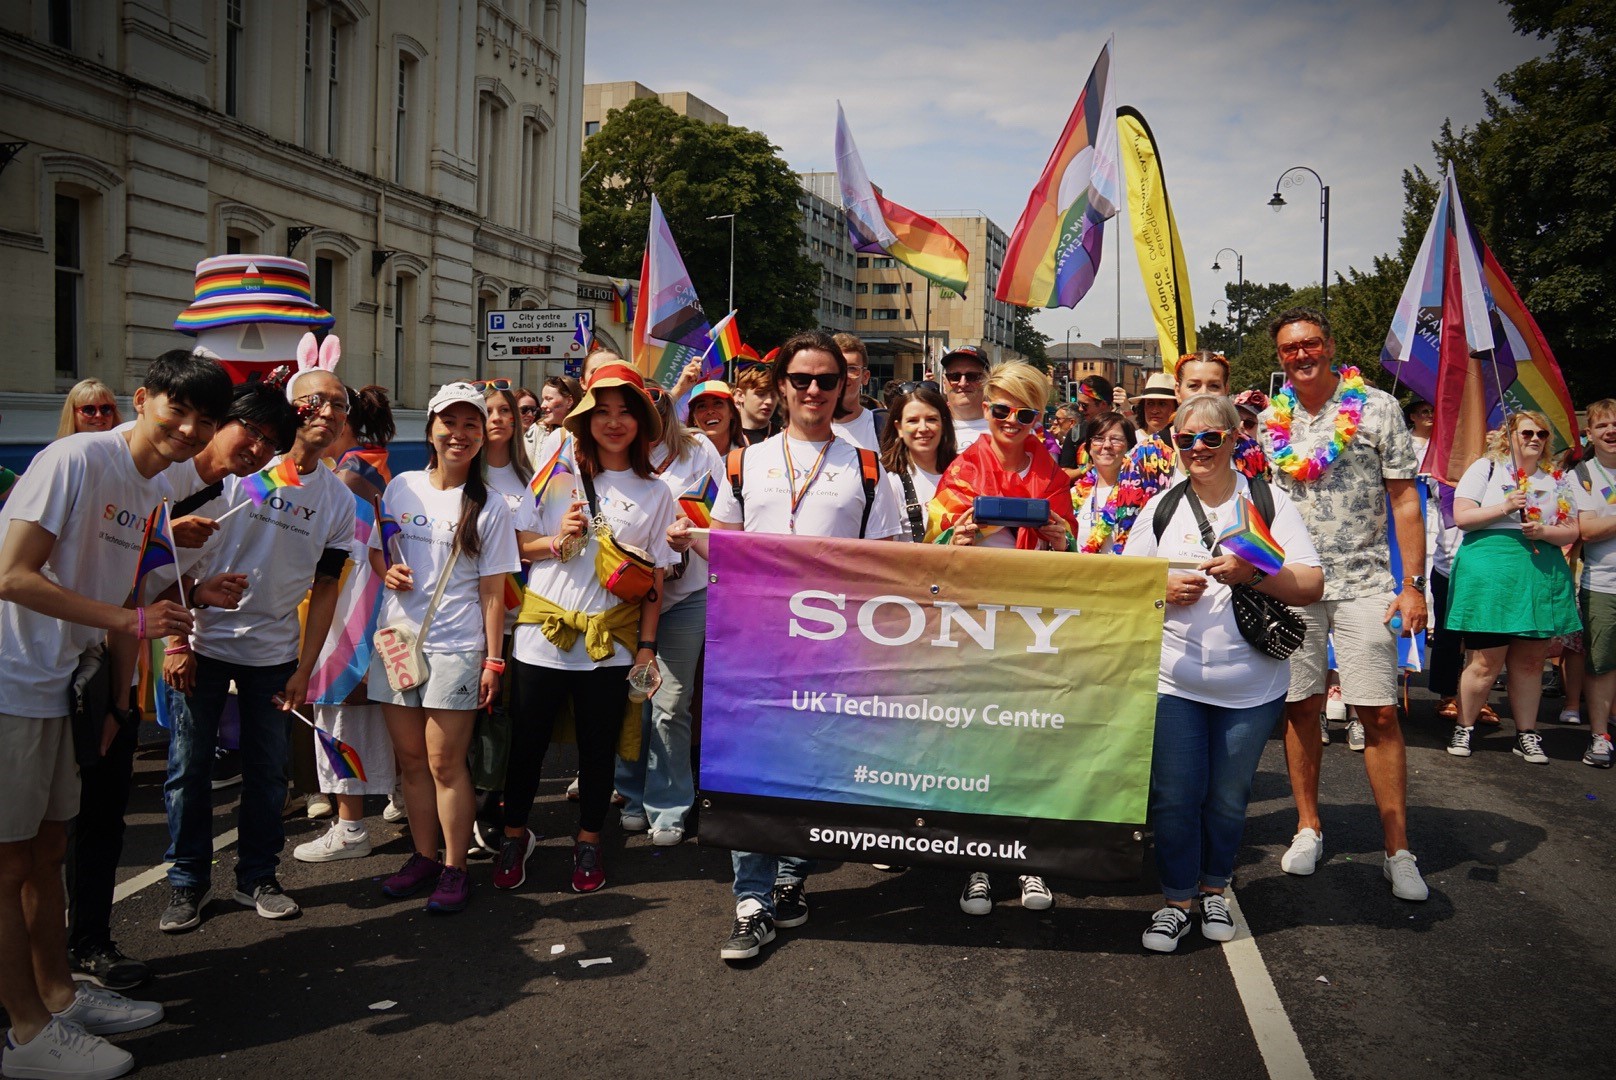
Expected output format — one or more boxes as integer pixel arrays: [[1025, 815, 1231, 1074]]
[[426, 866, 470, 914], [381, 853, 442, 898]]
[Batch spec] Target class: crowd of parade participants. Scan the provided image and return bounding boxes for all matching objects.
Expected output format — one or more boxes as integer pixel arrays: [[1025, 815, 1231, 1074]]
[[4, 304, 1614, 1077]]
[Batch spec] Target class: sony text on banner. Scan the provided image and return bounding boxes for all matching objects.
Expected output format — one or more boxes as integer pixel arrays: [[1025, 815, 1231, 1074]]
[[699, 532, 1166, 879]]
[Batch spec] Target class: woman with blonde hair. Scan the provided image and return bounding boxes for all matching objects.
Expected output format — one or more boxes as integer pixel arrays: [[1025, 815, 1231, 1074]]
[[1445, 409, 1580, 763], [57, 378, 121, 436]]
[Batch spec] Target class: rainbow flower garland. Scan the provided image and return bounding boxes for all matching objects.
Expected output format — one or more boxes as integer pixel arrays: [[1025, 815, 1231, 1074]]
[[1073, 468, 1130, 554], [1266, 366, 1367, 482]]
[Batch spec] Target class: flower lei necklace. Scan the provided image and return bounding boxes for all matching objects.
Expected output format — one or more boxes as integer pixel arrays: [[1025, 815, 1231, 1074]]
[[1266, 366, 1366, 482], [1073, 468, 1128, 554]]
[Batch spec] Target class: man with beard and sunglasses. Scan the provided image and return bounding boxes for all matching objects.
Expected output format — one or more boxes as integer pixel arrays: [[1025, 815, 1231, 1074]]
[[694, 330, 904, 962]]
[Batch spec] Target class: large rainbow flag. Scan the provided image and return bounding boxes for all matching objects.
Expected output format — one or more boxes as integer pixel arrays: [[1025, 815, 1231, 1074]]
[[1485, 244, 1578, 456], [633, 194, 712, 387], [996, 37, 1119, 309], [834, 104, 970, 294]]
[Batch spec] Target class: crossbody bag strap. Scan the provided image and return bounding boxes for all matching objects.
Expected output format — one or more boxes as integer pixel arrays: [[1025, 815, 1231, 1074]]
[[898, 470, 924, 542], [415, 544, 461, 646]]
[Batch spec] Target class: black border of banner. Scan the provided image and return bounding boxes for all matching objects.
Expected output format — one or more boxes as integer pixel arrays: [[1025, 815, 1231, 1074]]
[[697, 790, 1145, 881]]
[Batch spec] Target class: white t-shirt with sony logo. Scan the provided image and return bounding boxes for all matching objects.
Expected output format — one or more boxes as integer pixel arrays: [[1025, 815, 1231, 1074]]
[[369, 470, 520, 654], [709, 432, 904, 540], [0, 431, 173, 716], [190, 455, 356, 666]]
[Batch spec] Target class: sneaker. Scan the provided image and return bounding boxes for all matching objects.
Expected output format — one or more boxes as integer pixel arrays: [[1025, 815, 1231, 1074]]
[[1478, 703, 1501, 726], [234, 879, 299, 919], [293, 820, 372, 863], [650, 827, 684, 846], [1583, 733, 1613, 768], [472, 819, 503, 856], [1318, 715, 1331, 746], [305, 792, 334, 820], [158, 886, 207, 933], [720, 899, 776, 961], [382, 792, 407, 823], [1383, 849, 1430, 901], [1513, 730, 1549, 764], [382, 852, 443, 898], [426, 865, 470, 913], [1543, 667, 1564, 698], [1200, 893, 1237, 942], [69, 941, 149, 992], [571, 840, 605, 893], [1447, 724, 1473, 757], [1436, 696, 1459, 720], [493, 829, 537, 890], [1279, 828, 1323, 875], [1019, 875, 1053, 911], [2, 1017, 133, 1080], [772, 880, 809, 928], [53, 984, 164, 1035], [1142, 906, 1192, 953], [1346, 719, 1366, 752], [959, 872, 992, 916], [1559, 709, 1583, 725], [1325, 683, 1347, 721], [565, 776, 580, 802], [209, 747, 242, 790], [620, 811, 649, 833]]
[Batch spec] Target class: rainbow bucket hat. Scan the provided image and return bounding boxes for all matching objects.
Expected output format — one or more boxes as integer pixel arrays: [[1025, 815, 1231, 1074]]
[[172, 254, 335, 334]]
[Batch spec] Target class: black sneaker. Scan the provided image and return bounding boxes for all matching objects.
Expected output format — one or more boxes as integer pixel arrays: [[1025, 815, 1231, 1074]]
[[234, 878, 301, 919], [159, 887, 207, 933], [720, 905, 776, 961], [772, 881, 808, 928], [210, 747, 242, 790], [70, 940, 150, 991], [1142, 906, 1193, 953]]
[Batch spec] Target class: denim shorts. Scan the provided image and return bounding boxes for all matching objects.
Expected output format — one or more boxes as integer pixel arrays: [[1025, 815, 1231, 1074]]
[[368, 648, 484, 711]]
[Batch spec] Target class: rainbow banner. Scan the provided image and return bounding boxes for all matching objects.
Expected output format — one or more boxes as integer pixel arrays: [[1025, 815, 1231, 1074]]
[[995, 37, 1119, 309], [699, 532, 1164, 879], [835, 104, 971, 294], [308, 491, 385, 705]]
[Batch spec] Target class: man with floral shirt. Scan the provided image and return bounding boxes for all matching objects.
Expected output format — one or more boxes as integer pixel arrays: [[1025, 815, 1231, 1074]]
[[1259, 308, 1430, 902]]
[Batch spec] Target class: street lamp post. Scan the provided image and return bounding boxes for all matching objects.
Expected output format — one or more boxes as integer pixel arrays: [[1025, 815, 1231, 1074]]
[[1268, 168, 1330, 314], [1064, 324, 1081, 400], [1210, 247, 1245, 356], [706, 213, 736, 315]]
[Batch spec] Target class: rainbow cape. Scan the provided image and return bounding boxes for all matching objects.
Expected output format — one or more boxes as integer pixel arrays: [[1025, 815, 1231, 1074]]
[[835, 103, 970, 294], [241, 457, 303, 505], [1217, 496, 1286, 577], [996, 37, 1119, 309], [678, 474, 719, 529], [130, 500, 178, 604], [924, 435, 1077, 548]]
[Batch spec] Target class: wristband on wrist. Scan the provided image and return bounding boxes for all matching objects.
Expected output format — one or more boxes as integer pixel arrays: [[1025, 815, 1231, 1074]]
[[136, 606, 146, 640], [636, 640, 657, 654], [482, 657, 506, 673], [548, 534, 562, 560], [164, 643, 192, 656]]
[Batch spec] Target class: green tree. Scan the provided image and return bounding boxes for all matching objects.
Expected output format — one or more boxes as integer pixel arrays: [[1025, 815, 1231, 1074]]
[[1012, 307, 1050, 368], [579, 98, 819, 349]]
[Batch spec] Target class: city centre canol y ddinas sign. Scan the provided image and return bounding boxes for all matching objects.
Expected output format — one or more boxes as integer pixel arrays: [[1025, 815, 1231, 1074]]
[[698, 532, 1165, 879]]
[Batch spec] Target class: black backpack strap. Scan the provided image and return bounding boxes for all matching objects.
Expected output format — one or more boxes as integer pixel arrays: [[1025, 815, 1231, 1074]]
[[725, 446, 747, 526], [898, 470, 924, 542], [1152, 479, 1193, 543], [173, 481, 225, 519], [857, 447, 879, 539], [1248, 474, 1276, 525]]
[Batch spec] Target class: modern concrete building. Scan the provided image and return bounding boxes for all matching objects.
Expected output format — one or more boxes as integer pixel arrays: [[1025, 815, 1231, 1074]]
[[796, 178, 855, 335], [581, 80, 726, 143], [0, 0, 587, 460]]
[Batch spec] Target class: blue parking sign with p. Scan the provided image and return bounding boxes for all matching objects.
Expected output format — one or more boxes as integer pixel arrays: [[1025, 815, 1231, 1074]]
[[490, 314, 505, 331]]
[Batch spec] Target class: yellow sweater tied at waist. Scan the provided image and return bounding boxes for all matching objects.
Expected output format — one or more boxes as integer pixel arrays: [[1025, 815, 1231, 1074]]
[[516, 591, 644, 760]]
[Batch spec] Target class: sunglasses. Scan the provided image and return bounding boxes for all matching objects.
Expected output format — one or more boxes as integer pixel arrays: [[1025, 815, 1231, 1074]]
[[646, 384, 667, 401], [518, 405, 539, 417], [784, 372, 841, 392], [1173, 429, 1231, 451], [77, 403, 117, 418], [896, 380, 941, 394], [944, 370, 985, 385], [1277, 337, 1327, 359], [988, 403, 1039, 425], [470, 378, 511, 391], [1518, 429, 1549, 441]]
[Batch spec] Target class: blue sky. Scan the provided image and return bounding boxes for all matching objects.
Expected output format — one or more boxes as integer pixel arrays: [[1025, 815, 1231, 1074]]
[[584, 0, 1545, 349]]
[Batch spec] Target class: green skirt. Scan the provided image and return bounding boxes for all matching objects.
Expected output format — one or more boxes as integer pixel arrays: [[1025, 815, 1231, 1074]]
[[1446, 529, 1579, 638]]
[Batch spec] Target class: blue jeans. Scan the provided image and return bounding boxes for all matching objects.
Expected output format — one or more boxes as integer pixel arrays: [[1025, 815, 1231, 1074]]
[[731, 851, 813, 915], [165, 655, 296, 891], [1148, 693, 1283, 903], [615, 589, 706, 831]]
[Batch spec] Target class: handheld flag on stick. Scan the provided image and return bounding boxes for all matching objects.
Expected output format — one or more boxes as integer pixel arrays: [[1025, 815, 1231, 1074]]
[[1117, 106, 1196, 369], [374, 495, 405, 569], [241, 457, 303, 505], [835, 104, 971, 294], [1216, 497, 1286, 577], [996, 36, 1119, 309], [678, 475, 719, 529], [632, 194, 713, 386], [275, 696, 367, 782], [609, 278, 635, 325], [529, 434, 578, 505], [707, 310, 743, 374], [130, 499, 182, 606]]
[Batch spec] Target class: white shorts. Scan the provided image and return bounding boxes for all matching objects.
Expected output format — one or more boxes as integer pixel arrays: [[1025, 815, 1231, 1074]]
[[0, 713, 79, 843], [1287, 594, 1401, 707], [367, 649, 484, 712]]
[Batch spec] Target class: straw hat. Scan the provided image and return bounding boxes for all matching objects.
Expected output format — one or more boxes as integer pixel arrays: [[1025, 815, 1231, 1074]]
[[563, 362, 663, 440]]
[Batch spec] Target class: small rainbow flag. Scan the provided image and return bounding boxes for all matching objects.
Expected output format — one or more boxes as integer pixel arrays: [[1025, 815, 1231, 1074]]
[[678, 475, 719, 529], [503, 566, 528, 611], [1217, 496, 1286, 578], [375, 495, 403, 569], [707, 310, 743, 372], [241, 457, 303, 505], [610, 278, 634, 325], [316, 725, 367, 782], [530, 435, 576, 504], [130, 500, 178, 604]]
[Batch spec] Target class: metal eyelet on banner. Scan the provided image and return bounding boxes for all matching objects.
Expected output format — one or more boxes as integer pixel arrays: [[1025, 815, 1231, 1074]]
[[700, 798, 711, 809], [929, 584, 940, 595], [914, 817, 925, 827], [1154, 599, 1165, 609], [709, 573, 718, 584], [1133, 831, 1144, 841]]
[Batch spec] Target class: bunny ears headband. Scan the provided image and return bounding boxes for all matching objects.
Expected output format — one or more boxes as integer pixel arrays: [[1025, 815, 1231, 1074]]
[[287, 332, 344, 403]]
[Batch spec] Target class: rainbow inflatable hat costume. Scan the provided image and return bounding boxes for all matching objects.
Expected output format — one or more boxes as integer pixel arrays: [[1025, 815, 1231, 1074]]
[[172, 255, 335, 384]]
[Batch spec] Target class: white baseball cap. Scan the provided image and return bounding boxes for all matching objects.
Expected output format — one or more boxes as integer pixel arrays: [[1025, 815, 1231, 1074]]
[[427, 382, 489, 417]]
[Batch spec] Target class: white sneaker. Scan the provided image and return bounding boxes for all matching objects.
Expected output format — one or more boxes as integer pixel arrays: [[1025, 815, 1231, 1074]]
[[293, 820, 372, 863], [1346, 719, 1366, 752], [959, 872, 992, 915], [619, 811, 649, 832], [650, 827, 684, 846], [53, 983, 164, 1034], [1559, 709, 1583, 725], [1325, 684, 1347, 721], [3, 1017, 133, 1079], [305, 793, 334, 820], [1513, 730, 1549, 764], [382, 792, 407, 823], [1018, 875, 1053, 911], [1383, 849, 1429, 901], [1280, 828, 1323, 875]]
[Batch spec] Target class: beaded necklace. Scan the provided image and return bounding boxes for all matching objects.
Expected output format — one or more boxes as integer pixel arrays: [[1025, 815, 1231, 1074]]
[[1266, 366, 1367, 482]]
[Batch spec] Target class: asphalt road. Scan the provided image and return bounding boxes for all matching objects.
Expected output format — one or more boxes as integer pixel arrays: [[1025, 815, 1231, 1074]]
[[27, 685, 1616, 1079]]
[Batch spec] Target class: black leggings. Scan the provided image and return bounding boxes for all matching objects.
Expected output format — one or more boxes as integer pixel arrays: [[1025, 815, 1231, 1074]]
[[503, 660, 629, 834]]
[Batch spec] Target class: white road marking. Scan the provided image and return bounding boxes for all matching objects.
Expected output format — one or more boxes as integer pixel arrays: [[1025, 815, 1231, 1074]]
[[1225, 888, 1316, 1080], [112, 828, 239, 904]]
